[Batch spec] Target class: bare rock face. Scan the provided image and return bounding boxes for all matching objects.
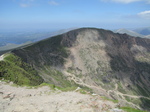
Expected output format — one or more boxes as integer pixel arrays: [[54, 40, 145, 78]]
[[11, 28, 150, 110]]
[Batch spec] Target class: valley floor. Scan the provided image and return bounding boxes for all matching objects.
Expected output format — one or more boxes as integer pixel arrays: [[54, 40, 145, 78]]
[[0, 81, 124, 112]]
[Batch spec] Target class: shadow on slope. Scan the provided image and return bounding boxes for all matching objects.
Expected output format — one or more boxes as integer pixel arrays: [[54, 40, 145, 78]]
[[12, 33, 79, 88], [101, 30, 150, 110]]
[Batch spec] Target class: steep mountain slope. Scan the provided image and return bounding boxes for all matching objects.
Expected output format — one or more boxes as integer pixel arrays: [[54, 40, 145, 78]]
[[1, 28, 150, 111], [0, 53, 43, 86]]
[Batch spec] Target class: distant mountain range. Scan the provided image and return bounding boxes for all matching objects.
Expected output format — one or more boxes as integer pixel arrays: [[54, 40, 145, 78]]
[[134, 27, 150, 35], [114, 27, 150, 38], [0, 28, 77, 52], [0, 41, 32, 51]]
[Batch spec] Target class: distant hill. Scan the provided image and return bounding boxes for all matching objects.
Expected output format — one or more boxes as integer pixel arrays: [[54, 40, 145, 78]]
[[1, 28, 150, 111], [114, 29, 144, 37], [114, 28, 150, 38], [0, 28, 77, 52], [0, 41, 32, 51], [134, 27, 150, 35]]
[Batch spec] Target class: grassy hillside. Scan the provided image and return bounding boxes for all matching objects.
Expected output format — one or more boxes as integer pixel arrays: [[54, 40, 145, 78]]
[[0, 53, 78, 89], [0, 53, 43, 86], [121, 107, 147, 112]]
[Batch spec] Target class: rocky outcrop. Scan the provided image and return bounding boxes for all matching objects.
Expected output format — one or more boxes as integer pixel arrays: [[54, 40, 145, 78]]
[[0, 81, 125, 112]]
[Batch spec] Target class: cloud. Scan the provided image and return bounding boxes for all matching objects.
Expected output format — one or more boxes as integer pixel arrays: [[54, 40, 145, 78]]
[[48, 0, 59, 5], [19, 0, 35, 8], [101, 0, 150, 4], [138, 10, 150, 19], [20, 3, 30, 7]]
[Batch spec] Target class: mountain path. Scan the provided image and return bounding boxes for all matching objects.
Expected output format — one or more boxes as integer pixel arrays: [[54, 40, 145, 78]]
[[64, 71, 107, 93], [66, 71, 150, 100], [108, 83, 150, 100], [0, 55, 4, 61], [64, 71, 150, 110]]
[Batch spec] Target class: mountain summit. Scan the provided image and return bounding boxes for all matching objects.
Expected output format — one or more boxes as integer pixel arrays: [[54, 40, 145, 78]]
[[1, 28, 150, 111]]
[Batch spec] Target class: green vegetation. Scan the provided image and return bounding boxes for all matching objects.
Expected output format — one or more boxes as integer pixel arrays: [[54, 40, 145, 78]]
[[140, 98, 150, 110], [124, 96, 142, 106], [135, 53, 150, 64], [120, 107, 147, 112], [40, 67, 93, 93], [56, 86, 77, 92], [37, 83, 55, 89], [136, 84, 149, 97], [41, 67, 77, 88], [101, 96, 118, 103], [36, 83, 76, 92], [79, 89, 87, 94], [80, 85, 93, 93], [11, 81, 76, 92], [125, 96, 131, 102], [117, 82, 127, 94], [0, 53, 43, 86]]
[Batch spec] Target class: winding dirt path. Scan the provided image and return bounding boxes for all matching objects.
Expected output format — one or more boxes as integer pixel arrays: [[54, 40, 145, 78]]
[[64, 71, 107, 93], [64, 71, 150, 110], [108, 83, 150, 100]]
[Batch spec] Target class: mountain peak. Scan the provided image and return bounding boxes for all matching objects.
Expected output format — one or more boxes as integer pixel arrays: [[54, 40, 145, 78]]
[[1, 27, 150, 111]]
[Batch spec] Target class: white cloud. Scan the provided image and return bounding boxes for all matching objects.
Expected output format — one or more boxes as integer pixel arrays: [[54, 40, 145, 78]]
[[101, 0, 150, 4], [138, 10, 150, 19], [20, 3, 30, 7], [19, 0, 35, 7], [48, 0, 59, 5]]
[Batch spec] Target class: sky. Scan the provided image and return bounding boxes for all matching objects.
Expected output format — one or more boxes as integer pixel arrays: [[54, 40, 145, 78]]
[[0, 0, 150, 31]]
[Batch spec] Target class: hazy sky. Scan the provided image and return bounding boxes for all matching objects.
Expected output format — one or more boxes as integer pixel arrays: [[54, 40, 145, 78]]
[[0, 0, 150, 30]]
